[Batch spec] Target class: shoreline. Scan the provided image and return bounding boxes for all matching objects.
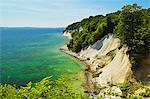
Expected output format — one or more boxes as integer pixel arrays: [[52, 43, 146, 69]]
[[60, 45, 94, 94]]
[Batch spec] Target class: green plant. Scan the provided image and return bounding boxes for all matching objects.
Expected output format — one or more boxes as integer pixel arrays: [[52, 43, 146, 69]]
[[0, 76, 87, 99], [65, 4, 150, 68]]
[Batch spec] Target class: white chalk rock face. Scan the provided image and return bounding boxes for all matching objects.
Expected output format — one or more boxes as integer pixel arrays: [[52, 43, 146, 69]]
[[63, 31, 72, 39], [79, 34, 133, 86], [65, 33, 133, 86], [80, 34, 114, 59], [111, 86, 122, 96], [96, 47, 132, 86], [97, 34, 120, 58], [80, 34, 122, 72]]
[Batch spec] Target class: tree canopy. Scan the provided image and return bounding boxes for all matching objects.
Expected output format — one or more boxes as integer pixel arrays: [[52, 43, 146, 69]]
[[65, 4, 150, 67]]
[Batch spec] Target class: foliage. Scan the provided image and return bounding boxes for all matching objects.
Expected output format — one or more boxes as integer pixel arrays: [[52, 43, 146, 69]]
[[113, 4, 150, 66], [65, 4, 150, 67], [0, 76, 86, 99], [115, 82, 150, 98]]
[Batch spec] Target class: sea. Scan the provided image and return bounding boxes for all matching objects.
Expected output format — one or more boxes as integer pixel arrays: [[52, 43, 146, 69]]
[[0, 27, 84, 87]]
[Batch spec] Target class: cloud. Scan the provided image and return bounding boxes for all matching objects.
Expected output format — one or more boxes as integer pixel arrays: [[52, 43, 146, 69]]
[[0, 0, 148, 27]]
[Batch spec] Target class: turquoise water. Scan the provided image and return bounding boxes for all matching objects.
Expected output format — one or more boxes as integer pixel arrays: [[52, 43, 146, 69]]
[[0, 27, 84, 87]]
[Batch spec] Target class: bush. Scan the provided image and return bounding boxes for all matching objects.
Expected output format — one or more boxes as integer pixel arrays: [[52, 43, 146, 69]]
[[0, 76, 86, 99]]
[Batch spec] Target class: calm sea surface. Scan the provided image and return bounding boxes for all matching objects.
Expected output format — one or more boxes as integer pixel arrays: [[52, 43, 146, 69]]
[[0, 27, 84, 86]]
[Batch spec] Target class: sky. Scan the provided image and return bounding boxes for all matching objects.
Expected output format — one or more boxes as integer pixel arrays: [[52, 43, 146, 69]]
[[0, 0, 149, 27]]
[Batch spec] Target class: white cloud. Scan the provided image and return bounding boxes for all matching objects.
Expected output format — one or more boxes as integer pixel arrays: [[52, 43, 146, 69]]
[[1, 0, 147, 27]]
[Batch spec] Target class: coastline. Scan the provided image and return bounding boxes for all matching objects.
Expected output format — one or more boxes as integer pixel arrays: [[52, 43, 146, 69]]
[[60, 45, 94, 94], [60, 35, 150, 98]]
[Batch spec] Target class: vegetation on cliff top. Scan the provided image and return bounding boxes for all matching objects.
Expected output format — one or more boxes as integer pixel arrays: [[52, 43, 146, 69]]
[[0, 4, 150, 99], [66, 4, 150, 67]]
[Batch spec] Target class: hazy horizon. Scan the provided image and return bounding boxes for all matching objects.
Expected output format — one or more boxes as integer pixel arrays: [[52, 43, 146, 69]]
[[0, 0, 149, 27], [0, 26, 65, 28]]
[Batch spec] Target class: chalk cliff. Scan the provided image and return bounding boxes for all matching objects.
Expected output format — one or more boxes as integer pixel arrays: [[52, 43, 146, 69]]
[[79, 34, 133, 86], [62, 33, 133, 87], [61, 31, 150, 98]]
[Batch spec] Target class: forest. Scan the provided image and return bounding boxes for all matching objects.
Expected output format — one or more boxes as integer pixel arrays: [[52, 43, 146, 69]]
[[0, 4, 150, 99], [66, 4, 150, 67]]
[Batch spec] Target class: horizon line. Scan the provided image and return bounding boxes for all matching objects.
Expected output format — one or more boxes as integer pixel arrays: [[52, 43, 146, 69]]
[[0, 26, 65, 28]]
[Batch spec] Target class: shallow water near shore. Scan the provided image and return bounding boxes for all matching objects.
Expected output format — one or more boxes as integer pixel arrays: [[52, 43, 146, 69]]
[[0, 27, 85, 87]]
